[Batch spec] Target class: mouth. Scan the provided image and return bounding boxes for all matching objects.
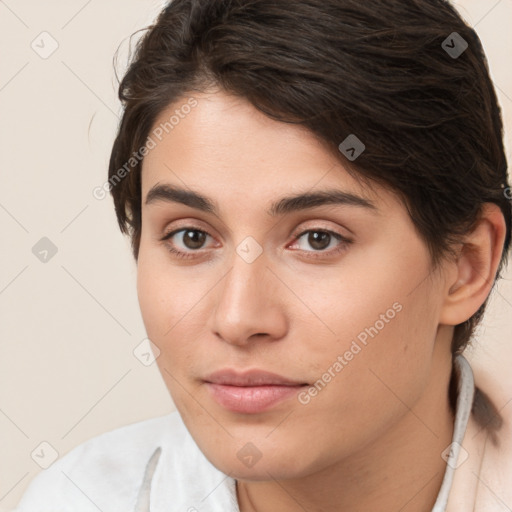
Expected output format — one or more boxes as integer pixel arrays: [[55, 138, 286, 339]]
[[203, 368, 309, 414]]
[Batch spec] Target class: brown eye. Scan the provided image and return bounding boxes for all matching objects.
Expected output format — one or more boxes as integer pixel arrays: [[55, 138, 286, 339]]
[[181, 229, 207, 249], [296, 230, 339, 251], [307, 231, 332, 250], [289, 228, 353, 260], [160, 228, 213, 258]]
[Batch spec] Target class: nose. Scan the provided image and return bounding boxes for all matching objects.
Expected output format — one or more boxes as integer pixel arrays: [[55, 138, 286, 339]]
[[208, 246, 288, 347]]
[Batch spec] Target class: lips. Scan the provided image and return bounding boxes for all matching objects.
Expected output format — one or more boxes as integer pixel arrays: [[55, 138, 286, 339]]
[[203, 369, 308, 414], [204, 368, 308, 387]]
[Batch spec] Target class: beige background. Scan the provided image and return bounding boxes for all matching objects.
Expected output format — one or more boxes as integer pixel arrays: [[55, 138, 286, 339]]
[[1, 1, 511, 509]]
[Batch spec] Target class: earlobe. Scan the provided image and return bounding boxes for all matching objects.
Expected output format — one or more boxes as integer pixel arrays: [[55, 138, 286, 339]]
[[439, 203, 506, 326]]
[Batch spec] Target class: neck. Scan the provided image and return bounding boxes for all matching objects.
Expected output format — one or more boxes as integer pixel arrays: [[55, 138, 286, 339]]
[[237, 348, 455, 512]]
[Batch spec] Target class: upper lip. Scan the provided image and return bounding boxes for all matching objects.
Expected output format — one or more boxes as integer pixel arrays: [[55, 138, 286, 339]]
[[204, 369, 308, 387]]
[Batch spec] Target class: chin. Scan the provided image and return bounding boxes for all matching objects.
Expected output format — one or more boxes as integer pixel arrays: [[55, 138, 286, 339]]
[[199, 438, 317, 481], [214, 457, 304, 481]]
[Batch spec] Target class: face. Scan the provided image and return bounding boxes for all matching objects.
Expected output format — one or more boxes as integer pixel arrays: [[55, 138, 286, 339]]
[[137, 89, 451, 480]]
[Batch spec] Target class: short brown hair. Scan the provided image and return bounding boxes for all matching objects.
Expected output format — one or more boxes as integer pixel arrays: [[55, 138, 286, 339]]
[[108, 0, 511, 355]]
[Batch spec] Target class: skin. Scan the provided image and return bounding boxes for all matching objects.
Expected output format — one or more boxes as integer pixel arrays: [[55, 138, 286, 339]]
[[136, 89, 506, 512]]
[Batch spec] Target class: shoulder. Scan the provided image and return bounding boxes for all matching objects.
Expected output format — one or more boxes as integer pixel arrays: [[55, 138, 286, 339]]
[[12, 411, 190, 512]]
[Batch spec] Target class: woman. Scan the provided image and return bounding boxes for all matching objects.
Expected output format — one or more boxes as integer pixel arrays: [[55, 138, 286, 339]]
[[14, 0, 512, 511]]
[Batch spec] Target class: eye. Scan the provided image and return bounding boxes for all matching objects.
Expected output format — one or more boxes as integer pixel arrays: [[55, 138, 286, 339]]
[[160, 228, 215, 259], [160, 226, 352, 261], [289, 229, 352, 258]]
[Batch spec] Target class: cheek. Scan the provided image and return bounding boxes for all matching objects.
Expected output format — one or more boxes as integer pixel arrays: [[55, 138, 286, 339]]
[[136, 259, 169, 338], [136, 246, 202, 338], [284, 279, 437, 466], [136, 252, 201, 404], [299, 251, 419, 352], [299, 240, 438, 401], [136, 247, 220, 386]]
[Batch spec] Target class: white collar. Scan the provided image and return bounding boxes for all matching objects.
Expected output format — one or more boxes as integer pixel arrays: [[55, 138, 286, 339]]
[[432, 354, 475, 511]]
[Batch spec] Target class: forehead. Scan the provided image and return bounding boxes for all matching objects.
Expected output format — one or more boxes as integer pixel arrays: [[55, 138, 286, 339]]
[[141, 90, 391, 211]]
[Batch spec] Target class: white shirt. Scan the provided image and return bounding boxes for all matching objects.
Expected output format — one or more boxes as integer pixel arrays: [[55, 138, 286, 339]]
[[11, 355, 510, 512]]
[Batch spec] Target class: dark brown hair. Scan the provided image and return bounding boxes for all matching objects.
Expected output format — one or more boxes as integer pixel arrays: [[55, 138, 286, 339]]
[[108, 0, 511, 356]]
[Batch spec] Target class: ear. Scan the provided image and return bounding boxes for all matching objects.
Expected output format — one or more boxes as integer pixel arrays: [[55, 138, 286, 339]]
[[439, 203, 507, 326]]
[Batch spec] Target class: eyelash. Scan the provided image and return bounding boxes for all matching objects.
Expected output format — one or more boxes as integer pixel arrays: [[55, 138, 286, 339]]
[[160, 226, 353, 261]]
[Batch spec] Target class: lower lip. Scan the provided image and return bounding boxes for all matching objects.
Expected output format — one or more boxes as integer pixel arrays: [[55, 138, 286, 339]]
[[205, 383, 306, 413]]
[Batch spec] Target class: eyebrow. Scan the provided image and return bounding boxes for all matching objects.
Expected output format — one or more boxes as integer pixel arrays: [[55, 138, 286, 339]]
[[144, 184, 378, 217]]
